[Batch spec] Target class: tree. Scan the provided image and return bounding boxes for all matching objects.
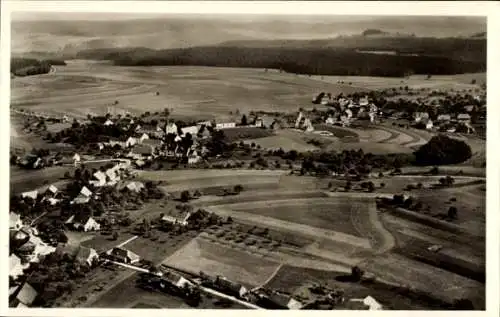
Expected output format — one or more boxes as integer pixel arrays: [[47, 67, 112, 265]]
[[367, 181, 375, 192], [180, 190, 190, 202], [351, 266, 364, 281], [453, 298, 474, 310], [471, 79, 477, 85], [414, 135, 472, 166], [448, 206, 458, 219], [380, 183, 385, 188], [112, 231, 119, 241], [327, 181, 333, 189], [240, 114, 248, 126], [344, 181, 352, 192], [233, 184, 243, 193]]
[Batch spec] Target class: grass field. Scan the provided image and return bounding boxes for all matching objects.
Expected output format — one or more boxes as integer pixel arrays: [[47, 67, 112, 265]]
[[221, 198, 365, 238], [10, 165, 72, 194], [163, 237, 282, 288], [244, 129, 321, 152], [11, 61, 367, 120]]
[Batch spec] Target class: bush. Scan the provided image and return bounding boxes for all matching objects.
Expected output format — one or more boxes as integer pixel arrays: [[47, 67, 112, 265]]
[[180, 190, 190, 202]]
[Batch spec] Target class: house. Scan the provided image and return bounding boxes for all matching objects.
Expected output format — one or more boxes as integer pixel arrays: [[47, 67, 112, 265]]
[[160, 214, 189, 227], [19, 154, 42, 169], [187, 150, 201, 165], [165, 122, 178, 135], [125, 137, 138, 147], [45, 185, 58, 197], [71, 186, 93, 204], [21, 190, 38, 201], [464, 105, 475, 113], [426, 119, 434, 130], [107, 247, 140, 264], [174, 135, 182, 143], [73, 153, 81, 166], [197, 125, 211, 139], [325, 117, 336, 125], [181, 125, 199, 136], [104, 119, 114, 126], [214, 276, 247, 298], [457, 113, 471, 123], [197, 120, 213, 128], [303, 118, 314, 132], [216, 122, 236, 130], [295, 112, 304, 128], [255, 115, 275, 129], [9, 254, 27, 279], [265, 292, 304, 310], [436, 114, 451, 122], [413, 112, 429, 123], [105, 167, 121, 183], [66, 213, 101, 232], [75, 246, 99, 266], [350, 295, 383, 310], [97, 142, 105, 151], [162, 271, 192, 289], [126, 181, 145, 193], [359, 97, 369, 106], [139, 133, 150, 143], [9, 282, 37, 307], [130, 144, 153, 158], [10, 212, 23, 230], [90, 170, 107, 187]]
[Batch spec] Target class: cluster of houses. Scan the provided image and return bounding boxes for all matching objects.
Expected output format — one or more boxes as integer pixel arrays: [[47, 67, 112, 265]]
[[412, 111, 475, 133], [322, 96, 379, 127]]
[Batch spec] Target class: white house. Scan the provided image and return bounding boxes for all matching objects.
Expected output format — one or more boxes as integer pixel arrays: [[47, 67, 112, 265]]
[[90, 171, 107, 187], [75, 246, 99, 266], [10, 212, 23, 230], [295, 112, 303, 128], [72, 186, 93, 204], [359, 97, 369, 106], [436, 114, 451, 122], [325, 117, 336, 125], [126, 181, 145, 193], [457, 113, 471, 123], [187, 150, 201, 164], [126, 137, 138, 147], [181, 125, 199, 136], [73, 153, 81, 166], [215, 122, 236, 130], [66, 214, 101, 232], [46, 185, 58, 196], [104, 119, 114, 126], [9, 254, 27, 279], [414, 112, 430, 123], [303, 118, 314, 132], [165, 122, 178, 135], [426, 119, 434, 130], [139, 133, 150, 143], [21, 190, 38, 201]]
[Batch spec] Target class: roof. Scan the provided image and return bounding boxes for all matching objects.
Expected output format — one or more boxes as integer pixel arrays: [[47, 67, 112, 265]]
[[132, 144, 153, 155], [80, 186, 92, 197], [181, 126, 199, 136], [458, 113, 471, 119], [75, 246, 98, 262], [111, 247, 139, 262], [47, 185, 58, 194], [16, 282, 37, 306], [215, 276, 245, 293], [126, 181, 145, 192], [142, 138, 162, 147], [268, 292, 294, 308], [21, 190, 38, 200], [10, 212, 21, 228], [93, 171, 107, 182], [437, 114, 451, 120], [259, 116, 275, 127]]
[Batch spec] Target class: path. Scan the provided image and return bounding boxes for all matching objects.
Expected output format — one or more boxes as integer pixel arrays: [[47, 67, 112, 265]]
[[115, 235, 139, 248]]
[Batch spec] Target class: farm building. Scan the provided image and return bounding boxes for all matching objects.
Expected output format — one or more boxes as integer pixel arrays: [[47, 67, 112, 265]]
[[160, 214, 189, 227], [57, 245, 99, 267], [19, 154, 43, 169], [10, 212, 23, 230], [65, 214, 101, 232], [358, 97, 369, 106], [107, 247, 140, 264], [104, 119, 114, 126], [216, 122, 236, 130], [20, 233, 56, 263], [9, 282, 37, 307], [187, 149, 201, 165], [257, 291, 304, 310], [90, 170, 107, 187]]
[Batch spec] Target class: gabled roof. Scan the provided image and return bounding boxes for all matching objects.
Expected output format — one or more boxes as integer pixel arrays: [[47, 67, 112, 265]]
[[47, 185, 58, 195]]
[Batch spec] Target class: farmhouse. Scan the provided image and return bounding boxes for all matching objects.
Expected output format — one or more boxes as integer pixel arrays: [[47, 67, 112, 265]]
[[65, 213, 101, 232], [325, 117, 336, 125], [216, 122, 236, 130], [464, 105, 475, 113], [126, 137, 138, 147], [107, 247, 140, 264], [162, 271, 192, 289], [9, 282, 37, 307], [10, 212, 23, 230], [255, 115, 275, 129]]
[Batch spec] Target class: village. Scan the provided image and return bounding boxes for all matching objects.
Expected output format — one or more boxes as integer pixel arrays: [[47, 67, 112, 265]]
[[9, 70, 486, 310]]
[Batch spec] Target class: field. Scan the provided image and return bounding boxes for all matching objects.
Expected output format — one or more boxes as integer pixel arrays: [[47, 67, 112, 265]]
[[10, 165, 72, 194], [11, 60, 367, 120], [163, 237, 282, 288]]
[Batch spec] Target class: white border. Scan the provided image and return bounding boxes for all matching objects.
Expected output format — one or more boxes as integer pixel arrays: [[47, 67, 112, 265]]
[[1, 1, 499, 317]]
